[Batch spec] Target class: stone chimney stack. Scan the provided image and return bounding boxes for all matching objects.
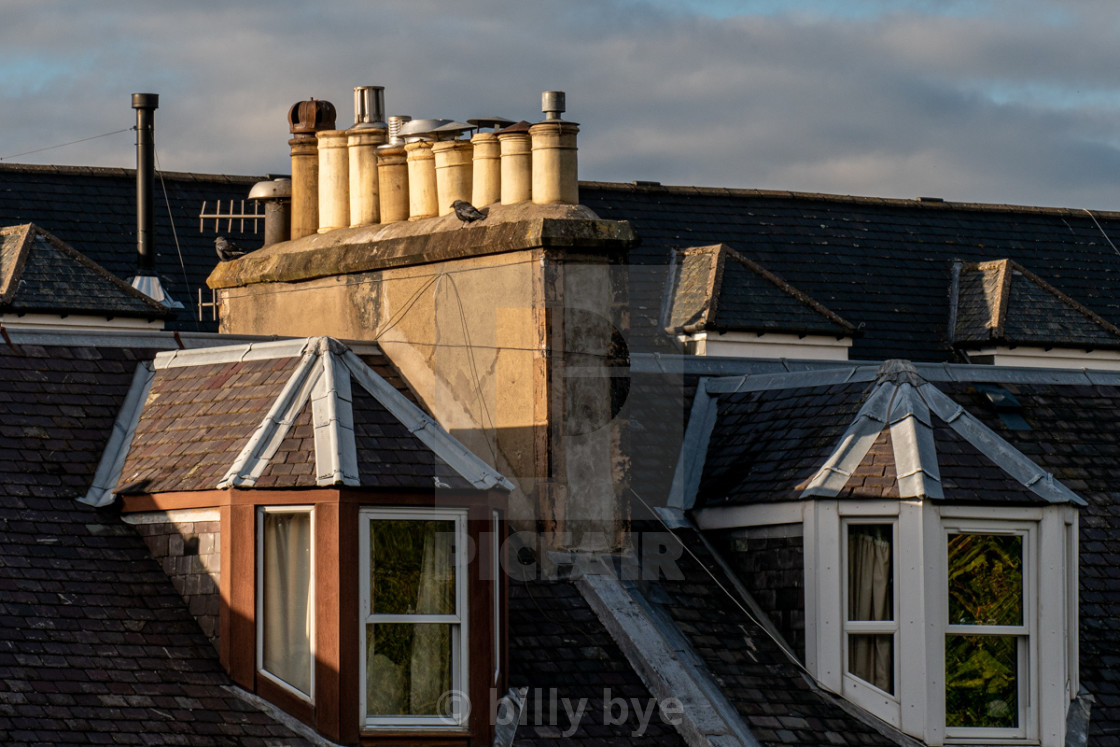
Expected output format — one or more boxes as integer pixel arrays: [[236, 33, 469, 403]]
[[530, 91, 579, 205], [288, 98, 336, 240]]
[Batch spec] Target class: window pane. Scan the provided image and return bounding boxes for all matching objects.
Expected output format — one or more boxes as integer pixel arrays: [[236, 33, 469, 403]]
[[848, 524, 893, 621], [945, 634, 1019, 729], [947, 534, 1022, 626], [366, 623, 453, 717], [262, 511, 312, 696], [848, 634, 894, 694], [370, 519, 456, 616]]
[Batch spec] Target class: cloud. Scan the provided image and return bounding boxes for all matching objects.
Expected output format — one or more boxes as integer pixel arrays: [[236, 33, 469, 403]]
[[3, 0, 1120, 209]]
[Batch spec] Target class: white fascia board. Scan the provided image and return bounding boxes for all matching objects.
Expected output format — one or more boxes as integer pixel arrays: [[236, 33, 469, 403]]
[[312, 349, 359, 486], [339, 349, 513, 492], [920, 383, 1086, 506], [889, 383, 943, 500], [218, 348, 321, 489], [78, 362, 155, 507], [801, 382, 892, 498], [154, 336, 320, 370], [669, 378, 719, 511]]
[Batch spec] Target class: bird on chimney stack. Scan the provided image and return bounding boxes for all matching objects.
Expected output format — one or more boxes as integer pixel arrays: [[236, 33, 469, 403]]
[[451, 200, 485, 227], [214, 236, 248, 262]]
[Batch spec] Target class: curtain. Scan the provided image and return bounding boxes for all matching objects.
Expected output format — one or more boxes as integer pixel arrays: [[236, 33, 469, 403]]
[[262, 512, 312, 696], [848, 525, 893, 693], [410, 523, 453, 715]]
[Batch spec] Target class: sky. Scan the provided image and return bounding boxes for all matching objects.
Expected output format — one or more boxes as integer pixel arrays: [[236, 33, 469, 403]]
[[5, 0, 1120, 209]]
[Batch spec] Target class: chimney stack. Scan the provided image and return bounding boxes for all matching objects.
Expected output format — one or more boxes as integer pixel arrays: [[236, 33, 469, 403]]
[[288, 98, 336, 240]]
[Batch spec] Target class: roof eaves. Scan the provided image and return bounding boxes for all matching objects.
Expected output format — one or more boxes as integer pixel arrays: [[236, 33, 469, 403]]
[[79, 361, 156, 507]]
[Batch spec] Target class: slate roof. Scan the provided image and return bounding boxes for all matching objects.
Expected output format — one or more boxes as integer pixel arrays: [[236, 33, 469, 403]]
[[666, 243, 855, 337], [0, 223, 170, 319], [103, 337, 511, 499], [0, 163, 265, 331], [638, 522, 903, 746], [687, 362, 1085, 509], [580, 182, 1120, 361], [666, 360, 1120, 742], [951, 258, 1120, 349], [0, 334, 311, 745], [508, 579, 687, 745]]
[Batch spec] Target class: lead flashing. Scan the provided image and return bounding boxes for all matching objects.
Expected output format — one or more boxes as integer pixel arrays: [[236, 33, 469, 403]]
[[79, 362, 156, 507]]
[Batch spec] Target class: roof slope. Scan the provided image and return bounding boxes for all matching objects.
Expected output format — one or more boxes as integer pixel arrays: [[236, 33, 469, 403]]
[[687, 361, 1083, 509], [98, 337, 511, 500], [0, 339, 310, 745], [952, 258, 1120, 349], [666, 243, 854, 337], [0, 163, 264, 331], [0, 223, 169, 318], [581, 182, 1120, 361]]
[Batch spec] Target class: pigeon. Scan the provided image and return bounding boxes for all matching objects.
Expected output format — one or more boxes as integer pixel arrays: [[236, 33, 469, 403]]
[[214, 236, 248, 262], [451, 200, 485, 226]]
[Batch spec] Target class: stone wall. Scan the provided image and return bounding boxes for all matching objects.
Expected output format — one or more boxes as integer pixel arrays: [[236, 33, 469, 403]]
[[125, 509, 221, 646]]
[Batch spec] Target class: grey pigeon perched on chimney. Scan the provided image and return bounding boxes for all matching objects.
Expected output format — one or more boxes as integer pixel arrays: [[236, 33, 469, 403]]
[[215, 236, 248, 262], [451, 200, 485, 226]]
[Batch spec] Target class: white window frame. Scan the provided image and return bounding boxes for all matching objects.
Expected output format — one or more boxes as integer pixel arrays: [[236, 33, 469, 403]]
[[941, 520, 1035, 743], [841, 518, 901, 721], [359, 507, 469, 731], [256, 505, 315, 702]]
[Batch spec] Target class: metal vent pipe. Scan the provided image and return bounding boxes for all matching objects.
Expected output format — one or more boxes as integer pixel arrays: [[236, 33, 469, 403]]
[[132, 93, 158, 276]]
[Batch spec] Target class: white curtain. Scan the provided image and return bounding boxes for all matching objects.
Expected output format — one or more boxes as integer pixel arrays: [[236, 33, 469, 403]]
[[410, 523, 453, 715], [262, 512, 312, 696], [848, 527, 892, 692]]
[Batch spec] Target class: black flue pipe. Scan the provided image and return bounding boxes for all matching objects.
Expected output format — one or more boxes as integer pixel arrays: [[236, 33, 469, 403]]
[[132, 93, 158, 277]]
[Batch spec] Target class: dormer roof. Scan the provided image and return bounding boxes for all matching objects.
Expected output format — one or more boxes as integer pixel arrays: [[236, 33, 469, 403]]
[[951, 258, 1120, 350], [82, 337, 512, 505], [0, 223, 171, 318], [665, 244, 855, 338], [680, 360, 1085, 510]]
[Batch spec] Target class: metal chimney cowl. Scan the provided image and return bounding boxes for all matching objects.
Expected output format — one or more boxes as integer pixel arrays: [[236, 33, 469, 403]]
[[288, 98, 337, 140]]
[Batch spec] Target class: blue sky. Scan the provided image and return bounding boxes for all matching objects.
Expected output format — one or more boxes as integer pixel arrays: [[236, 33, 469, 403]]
[[4, 0, 1120, 209]]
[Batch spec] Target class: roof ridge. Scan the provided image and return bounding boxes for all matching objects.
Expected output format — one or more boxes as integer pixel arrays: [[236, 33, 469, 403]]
[[0, 160, 265, 184], [578, 180, 1120, 219]]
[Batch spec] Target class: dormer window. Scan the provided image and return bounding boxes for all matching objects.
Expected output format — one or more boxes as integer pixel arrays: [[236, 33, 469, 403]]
[[360, 508, 468, 727], [844, 522, 896, 697], [92, 338, 514, 745], [257, 506, 315, 701], [944, 524, 1031, 737], [687, 361, 1085, 746]]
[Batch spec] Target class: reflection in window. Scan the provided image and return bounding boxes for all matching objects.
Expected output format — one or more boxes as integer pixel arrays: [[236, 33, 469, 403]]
[[362, 513, 465, 726], [846, 523, 895, 694], [259, 508, 313, 698], [945, 532, 1025, 731]]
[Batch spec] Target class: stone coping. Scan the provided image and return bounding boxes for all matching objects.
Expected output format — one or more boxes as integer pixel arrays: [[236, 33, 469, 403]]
[[208, 202, 637, 288]]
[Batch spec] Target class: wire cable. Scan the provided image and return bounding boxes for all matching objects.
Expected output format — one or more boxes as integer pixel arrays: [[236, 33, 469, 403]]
[[154, 147, 199, 328], [1083, 208, 1120, 257], [0, 127, 132, 161]]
